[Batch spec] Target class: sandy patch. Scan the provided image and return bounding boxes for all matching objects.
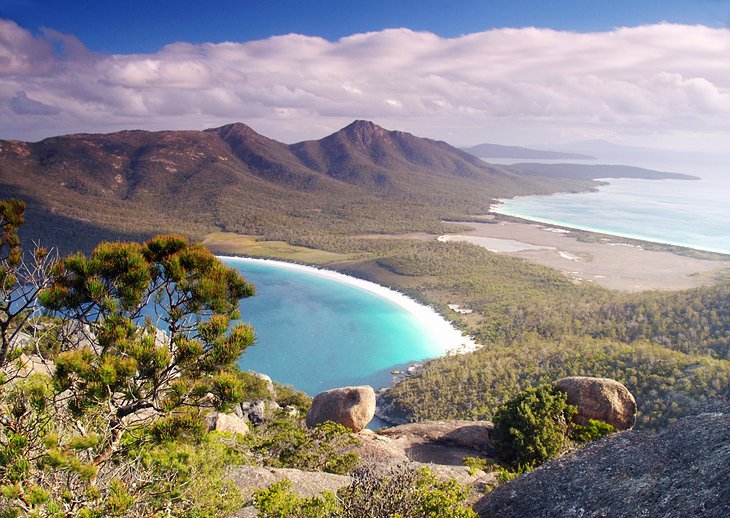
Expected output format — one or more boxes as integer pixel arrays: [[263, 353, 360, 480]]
[[438, 234, 554, 253], [440, 221, 730, 292]]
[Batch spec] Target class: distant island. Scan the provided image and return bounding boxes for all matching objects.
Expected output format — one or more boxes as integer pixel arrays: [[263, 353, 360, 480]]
[[461, 142, 594, 160], [506, 162, 699, 180]]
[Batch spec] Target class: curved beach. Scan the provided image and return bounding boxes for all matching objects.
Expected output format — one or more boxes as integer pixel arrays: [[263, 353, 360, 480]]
[[219, 256, 479, 355]]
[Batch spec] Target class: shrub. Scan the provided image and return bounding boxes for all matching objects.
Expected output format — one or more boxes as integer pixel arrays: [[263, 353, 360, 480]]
[[252, 464, 477, 518], [238, 419, 360, 475], [491, 384, 577, 467], [462, 456, 493, 476], [571, 419, 616, 443]]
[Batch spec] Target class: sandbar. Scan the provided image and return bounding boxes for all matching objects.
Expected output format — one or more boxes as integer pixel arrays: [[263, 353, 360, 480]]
[[440, 221, 730, 292]]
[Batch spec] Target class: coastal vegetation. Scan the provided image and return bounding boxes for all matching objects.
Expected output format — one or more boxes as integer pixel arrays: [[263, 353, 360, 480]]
[[252, 464, 477, 518], [361, 239, 730, 429], [491, 384, 576, 467], [0, 200, 481, 516]]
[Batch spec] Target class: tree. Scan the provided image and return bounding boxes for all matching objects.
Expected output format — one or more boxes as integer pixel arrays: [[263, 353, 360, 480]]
[[38, 235, 256, 466], [0, 199, 56, 373], [1, 206, 258, 514]]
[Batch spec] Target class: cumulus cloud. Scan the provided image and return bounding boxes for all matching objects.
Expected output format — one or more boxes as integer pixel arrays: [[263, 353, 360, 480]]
[[1, 19, 729, 150], [9, 90, 60, 115]]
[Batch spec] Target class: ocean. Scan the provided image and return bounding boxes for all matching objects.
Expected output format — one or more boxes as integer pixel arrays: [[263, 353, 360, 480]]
[[488, 154, 730, 255], [223, 257, 473, 396]]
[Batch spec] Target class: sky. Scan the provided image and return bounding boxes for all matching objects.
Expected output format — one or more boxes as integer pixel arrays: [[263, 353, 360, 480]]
[[1, 0, 730, 151]]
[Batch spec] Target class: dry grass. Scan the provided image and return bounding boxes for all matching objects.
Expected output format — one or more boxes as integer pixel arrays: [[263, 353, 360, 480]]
[[201, 231, 355, 264]]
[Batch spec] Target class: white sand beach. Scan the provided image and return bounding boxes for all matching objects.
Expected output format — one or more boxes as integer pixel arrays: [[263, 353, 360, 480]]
[[218, 256, 479, 354], [439, 221, 730, 292]]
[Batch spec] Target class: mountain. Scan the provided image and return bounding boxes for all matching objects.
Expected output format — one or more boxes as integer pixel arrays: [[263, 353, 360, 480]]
[[461, 143, 594, 160], [0, 121, 592, 254]]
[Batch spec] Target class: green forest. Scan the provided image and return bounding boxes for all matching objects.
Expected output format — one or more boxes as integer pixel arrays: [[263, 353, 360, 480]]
[[359, 239, 730, 429]]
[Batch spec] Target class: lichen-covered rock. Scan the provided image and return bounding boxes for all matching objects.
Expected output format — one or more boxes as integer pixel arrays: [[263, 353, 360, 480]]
[[306, 385, 375, 432], [555, 376, 637, 430], [377, 420, 492, 452], [239, 401, 267, 425], [206, 412, 249, 435], [355, 420, 493, 467]]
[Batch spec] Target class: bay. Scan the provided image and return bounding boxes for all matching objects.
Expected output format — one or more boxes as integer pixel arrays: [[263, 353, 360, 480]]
[[223, 257, 473, 396], [488, 157, 730, 255]]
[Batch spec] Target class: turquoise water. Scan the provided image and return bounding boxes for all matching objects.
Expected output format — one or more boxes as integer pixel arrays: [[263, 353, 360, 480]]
[[493, 168, 730, 255], [223, 257, 464, 395]]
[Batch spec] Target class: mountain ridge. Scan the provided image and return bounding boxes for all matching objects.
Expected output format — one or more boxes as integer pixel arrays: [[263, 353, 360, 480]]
[[0, 121, 598, 253]]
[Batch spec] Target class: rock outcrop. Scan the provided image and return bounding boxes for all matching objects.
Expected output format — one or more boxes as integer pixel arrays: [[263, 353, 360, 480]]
[[371, 420, 493, 465], [555, 376, 637, 430], [475, 402, 730, 517], [236, 401, 267, 425], [205, 412, 249, 435], [306, 385, 376, 432]]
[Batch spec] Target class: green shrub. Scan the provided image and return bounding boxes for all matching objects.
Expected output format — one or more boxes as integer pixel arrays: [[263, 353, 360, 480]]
[[462, 456, 494, 476], [273, 383, 312, 413], [491, 384, 577, 467], [252, 479, 338, 518], [253, 464, 477, 518], [238, 419, 360, 475], [571, 419, 616, 443]]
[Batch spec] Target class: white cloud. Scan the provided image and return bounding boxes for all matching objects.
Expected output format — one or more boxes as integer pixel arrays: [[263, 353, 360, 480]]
[[9, 90, 60, 115], [1, 20, 729, 151]]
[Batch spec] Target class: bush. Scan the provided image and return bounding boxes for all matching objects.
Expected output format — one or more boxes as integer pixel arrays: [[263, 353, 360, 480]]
[[238, 419, 360, 475], [491, 384, 577, 467], [253, 464, 477, 518], [571, 419, 616, 443]]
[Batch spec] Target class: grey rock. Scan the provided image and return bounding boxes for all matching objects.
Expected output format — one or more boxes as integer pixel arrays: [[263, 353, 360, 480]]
[[283, 405, 298, 417], [474, 403, 730, 517], [234, 403, 244, 419], [240, 401, 267, 425]]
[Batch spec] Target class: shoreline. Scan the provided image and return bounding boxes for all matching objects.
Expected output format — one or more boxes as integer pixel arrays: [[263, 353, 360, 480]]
[[491, 205, 730, 257], [489, 174, 730, 257], [438, 218, 730, 292], [218, 255, 480, 357]]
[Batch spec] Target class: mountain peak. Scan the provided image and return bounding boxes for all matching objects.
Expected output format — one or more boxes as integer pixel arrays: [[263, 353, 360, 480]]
[[346, 119, 380, 130], [343, 119, 386, 135], [205, 122, 262, 140], [336, 120, 390, 149]]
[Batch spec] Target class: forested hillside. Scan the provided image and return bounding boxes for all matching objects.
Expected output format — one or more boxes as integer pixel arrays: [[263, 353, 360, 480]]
[[367, 240, 730, 429]]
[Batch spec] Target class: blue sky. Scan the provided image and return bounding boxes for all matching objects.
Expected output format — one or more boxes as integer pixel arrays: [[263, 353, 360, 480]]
[[3, 0, 729, 53], [1, 1, 730, 151]]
